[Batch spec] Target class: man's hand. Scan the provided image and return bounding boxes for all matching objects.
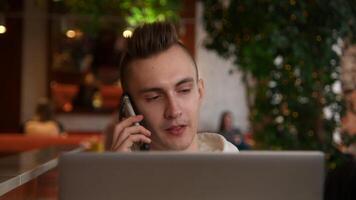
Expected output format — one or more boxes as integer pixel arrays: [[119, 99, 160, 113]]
[[111, 115, 151, 152]]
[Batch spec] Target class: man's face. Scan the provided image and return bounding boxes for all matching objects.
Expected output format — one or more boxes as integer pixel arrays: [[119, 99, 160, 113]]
[[126, 45, 204, 151]]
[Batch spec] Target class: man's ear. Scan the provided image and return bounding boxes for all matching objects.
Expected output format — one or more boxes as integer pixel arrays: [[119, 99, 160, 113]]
[[198, 79, 205, 102]]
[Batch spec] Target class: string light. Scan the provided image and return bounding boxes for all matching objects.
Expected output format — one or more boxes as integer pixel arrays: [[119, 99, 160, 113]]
[[66, 30, 76, 38], [92, 92, 102, 108], [292, 112, 299, 118], [0, 25, 6, 34], [289, 126, 298, 135], [123, 29, 133, 38], [275, 116, 284, 124], [284, 64, 291, 71]]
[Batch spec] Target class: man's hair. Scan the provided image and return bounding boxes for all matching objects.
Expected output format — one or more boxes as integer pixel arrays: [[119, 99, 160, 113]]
[[119, 21, 198, 92]]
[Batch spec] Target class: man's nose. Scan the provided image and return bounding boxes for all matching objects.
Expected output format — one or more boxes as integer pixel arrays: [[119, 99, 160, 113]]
[[164, 95, 182, 119]]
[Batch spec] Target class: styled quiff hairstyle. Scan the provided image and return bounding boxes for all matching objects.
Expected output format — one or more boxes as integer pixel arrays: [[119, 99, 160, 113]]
[[119, 21, 198, 92]]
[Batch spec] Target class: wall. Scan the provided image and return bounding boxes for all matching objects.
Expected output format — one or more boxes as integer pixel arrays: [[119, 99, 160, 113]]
[[0, 0, 23, 132], [21, 0, 48, 122], [196, 2, 249, 132]]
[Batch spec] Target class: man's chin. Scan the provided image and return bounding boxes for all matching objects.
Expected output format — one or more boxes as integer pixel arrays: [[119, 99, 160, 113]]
[[151, 128, 196, 151]]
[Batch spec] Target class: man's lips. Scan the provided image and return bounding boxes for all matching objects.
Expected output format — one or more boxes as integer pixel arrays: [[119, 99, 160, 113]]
[[165, 125, 187, 136]]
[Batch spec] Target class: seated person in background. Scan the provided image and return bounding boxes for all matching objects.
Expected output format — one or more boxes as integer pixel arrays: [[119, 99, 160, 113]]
[[111, 22, 238, 152], [73, 72, 99, 110], [219, 111, 250, 150], [23, 98, 65, 136]]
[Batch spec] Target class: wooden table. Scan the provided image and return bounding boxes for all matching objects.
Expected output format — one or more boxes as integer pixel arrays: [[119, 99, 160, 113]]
[[0, 146, 83, 200]]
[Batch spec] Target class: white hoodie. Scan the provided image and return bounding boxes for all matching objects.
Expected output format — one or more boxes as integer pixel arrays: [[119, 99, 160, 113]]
[[197, 132, 239, 152]]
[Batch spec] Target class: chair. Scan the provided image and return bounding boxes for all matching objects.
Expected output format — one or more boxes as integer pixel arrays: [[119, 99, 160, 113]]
[[51, 82, 79, 112], [99, 85, 123, 110]]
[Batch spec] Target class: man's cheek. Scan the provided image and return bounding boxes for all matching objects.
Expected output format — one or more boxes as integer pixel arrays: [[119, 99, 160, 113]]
[[142, 112, 159, 128]]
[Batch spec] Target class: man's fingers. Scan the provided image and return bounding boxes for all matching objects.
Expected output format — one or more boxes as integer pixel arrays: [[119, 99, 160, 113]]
[[111, 115, 152, 152], [112, 115, 144, 146], [114, 115, 144, 135], [114, 126, 151, 148], [112, 134, 151, 152], [121, 134, 152, 148]]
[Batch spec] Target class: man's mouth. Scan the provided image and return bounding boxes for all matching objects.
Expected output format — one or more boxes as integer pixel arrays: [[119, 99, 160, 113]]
[[165, 125, 187, 136]]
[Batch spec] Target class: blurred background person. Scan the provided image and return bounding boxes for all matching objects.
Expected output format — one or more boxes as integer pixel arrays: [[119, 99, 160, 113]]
[[340, 44, 356, 157], [23, 98, 65, 136], [323, 44, 356, 200], [73, 72, 99, 110], [219, 111, 250, 150]]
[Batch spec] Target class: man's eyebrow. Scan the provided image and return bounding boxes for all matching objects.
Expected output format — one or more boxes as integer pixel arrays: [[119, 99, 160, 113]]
[[176, 77, 194, 87], [139, 87, 163, 94], [139, 77, 195, 94]]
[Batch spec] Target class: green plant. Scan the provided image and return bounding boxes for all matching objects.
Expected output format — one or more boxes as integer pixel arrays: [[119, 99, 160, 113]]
[[202, 0, 356, 168], [62, 0, 181, 34]]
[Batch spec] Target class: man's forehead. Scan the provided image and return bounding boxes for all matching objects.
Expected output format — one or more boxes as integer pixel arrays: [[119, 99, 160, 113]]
[[123, 45, 198, 97], [130, 46, 195, 74], [128, 45, 196, 74]]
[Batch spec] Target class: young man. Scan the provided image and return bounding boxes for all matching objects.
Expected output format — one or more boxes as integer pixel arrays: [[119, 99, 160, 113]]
[[111, 22, 238, 152]]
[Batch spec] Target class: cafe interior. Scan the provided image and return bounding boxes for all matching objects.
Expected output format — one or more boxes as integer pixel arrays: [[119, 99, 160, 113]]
[[0, 0, 356, 199], [0, 0, 200, 199]]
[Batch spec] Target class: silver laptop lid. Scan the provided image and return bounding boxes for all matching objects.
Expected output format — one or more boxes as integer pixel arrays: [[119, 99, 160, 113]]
[[59, 151, 324, 200]]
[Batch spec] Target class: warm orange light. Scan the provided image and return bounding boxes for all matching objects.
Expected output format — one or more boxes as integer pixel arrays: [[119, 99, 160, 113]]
[[123, 29, 133, 38], [76, 30, 83, 38], [63, 103, 73, 112], [0, 25, 6, 34], [66, 30, 76, 38]]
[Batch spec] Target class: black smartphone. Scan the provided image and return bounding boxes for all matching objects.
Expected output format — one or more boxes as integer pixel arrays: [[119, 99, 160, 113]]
[[119, 94, 150, 151]]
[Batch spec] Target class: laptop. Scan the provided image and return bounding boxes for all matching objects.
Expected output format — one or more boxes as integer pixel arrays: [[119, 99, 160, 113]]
[[59, 151, 324, 200]]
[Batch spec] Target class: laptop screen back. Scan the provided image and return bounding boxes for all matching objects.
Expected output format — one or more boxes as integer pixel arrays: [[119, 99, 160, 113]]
[[59, 151, 324, 200]]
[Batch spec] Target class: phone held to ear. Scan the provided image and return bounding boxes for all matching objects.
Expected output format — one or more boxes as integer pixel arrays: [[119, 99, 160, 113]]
[[120, 94, 150, 151]]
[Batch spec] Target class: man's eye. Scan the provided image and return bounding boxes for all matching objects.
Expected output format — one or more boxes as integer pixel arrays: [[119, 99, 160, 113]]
[[179, 88, 191, 93], [146, 96, 160, 101]]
